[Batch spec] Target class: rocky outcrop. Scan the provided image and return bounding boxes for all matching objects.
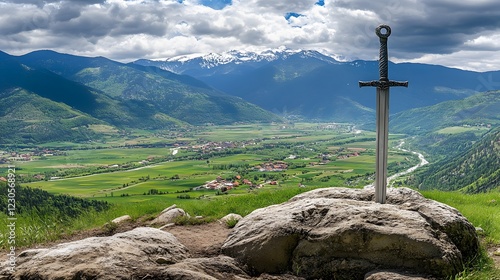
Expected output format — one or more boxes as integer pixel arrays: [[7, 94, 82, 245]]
[[4, 227, 189, 279], [364, 270, 438, 280], [222, 187, 479, 280], [1, 229, 303, 280]]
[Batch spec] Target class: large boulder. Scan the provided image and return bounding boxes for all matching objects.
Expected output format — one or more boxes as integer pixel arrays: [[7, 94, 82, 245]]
[[2, 227, 189, 279], [0, 229, 303, 280], [222, 187, 479, 280]]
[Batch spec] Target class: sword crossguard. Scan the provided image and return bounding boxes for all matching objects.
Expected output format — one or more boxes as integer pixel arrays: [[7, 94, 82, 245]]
[[359, 80, 408, 89]]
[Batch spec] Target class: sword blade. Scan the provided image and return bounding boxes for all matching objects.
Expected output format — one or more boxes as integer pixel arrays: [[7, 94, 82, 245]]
[[375, 87, 390, 203]]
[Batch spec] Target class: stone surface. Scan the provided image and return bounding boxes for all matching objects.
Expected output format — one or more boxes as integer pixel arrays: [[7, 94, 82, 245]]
[[111, 214, 131, 224], [162, 256, 250, 279], [151, 205, 189, 225], [2, 227, 189, 279], [222, 187, 479, 280], [364, 270, 438, 280], [0, 233, 305, 280]]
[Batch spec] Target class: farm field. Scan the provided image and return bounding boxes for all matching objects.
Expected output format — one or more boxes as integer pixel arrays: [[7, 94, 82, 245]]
[[17, 123, 416, 203]]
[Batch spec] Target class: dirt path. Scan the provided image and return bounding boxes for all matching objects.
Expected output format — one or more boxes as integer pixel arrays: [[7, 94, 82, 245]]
[[164, 222, 231, 257]]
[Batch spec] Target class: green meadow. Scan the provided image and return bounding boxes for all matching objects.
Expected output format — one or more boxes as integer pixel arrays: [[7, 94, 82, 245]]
[[437, 126, 491, 135]]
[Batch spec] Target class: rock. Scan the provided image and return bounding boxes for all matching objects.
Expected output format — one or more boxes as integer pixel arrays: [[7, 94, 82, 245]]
[[151, 205, 189, 225], [158, 223, 176, 230], [111, 214, 131, 224], [476, 227, 485, 235], [3, 227, 189, 279], [161, 204, 178, 213], [222, 187, 479, 280], [494, 248, 500, 256], [365, 270, 438, 280], [220, 213, 243, 225], [162, 256, 250, 279]]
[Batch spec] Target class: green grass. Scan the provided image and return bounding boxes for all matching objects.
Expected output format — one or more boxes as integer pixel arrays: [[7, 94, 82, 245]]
[[436, 126, 491, 135], [5, 123, 497, 278], [2, 185, 499, 279], [421, 189, 500, 279], [11, 147, 176, 174], [421, 189, 500, 243]]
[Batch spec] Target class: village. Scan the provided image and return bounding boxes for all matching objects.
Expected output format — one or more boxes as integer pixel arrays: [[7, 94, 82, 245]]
[[194, 161, 289, 192], [0, 149, 66, 163]]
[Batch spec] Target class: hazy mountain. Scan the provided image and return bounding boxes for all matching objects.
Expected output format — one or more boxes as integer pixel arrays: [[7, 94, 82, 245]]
[[135, 49, 500, 123]]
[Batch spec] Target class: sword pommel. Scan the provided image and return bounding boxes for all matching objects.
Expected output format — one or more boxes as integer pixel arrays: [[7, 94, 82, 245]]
[[376, 25, 391, 39]]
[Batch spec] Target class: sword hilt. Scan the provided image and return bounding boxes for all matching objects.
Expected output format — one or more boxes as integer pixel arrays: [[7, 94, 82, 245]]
[[376, 25, 391, 82], [359, 80, 408, 89]]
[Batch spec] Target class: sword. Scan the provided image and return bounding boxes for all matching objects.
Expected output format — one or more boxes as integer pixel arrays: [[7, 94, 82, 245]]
[[359, 25, 408, 204]]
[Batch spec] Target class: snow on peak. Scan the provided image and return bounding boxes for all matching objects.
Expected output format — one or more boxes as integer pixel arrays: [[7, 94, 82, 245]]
[[164, 48, 337, 69]]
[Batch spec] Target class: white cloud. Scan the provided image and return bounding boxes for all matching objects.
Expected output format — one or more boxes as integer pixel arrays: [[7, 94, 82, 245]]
[[0, 0, 499, 71]]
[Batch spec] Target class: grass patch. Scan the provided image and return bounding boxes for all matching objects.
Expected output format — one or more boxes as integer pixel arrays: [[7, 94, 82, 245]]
[[421, 189, 500, 243], [421, 189, 500, 279], [436, 126, 490, 135], [173, 215, 215, 226]]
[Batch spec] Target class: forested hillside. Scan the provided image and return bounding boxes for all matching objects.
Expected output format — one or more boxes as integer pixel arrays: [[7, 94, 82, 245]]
[[390, 91, 500, 134], [0, 183, 109, 219], [16, 50, 281, 125], [406, 127, 499, 193]]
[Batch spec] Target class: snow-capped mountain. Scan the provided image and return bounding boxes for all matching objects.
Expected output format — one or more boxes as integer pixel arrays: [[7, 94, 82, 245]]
[[134, 48, 500, 124], [134, 48, 339, 76]]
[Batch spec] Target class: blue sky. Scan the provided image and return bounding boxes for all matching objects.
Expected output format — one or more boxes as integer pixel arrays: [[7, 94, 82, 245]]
[[1, 0, 500, 71]]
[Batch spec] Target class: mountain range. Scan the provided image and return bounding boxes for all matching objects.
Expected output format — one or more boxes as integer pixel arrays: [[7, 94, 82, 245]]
[[0, 50, 281, 143], [2, 48, 500, 144], [1, 48, 498, 191], [135, 49, 500, 123]]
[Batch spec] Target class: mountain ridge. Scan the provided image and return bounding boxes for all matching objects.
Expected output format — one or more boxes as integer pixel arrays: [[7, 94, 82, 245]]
[[134, 48, 500, 123]]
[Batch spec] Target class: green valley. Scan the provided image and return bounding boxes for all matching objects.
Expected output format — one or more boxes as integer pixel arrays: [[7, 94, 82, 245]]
[[1, 123, 421, 246]]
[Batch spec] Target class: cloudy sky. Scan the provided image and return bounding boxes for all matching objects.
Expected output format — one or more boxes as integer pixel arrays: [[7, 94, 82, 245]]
[[1, 0, 500, 71]]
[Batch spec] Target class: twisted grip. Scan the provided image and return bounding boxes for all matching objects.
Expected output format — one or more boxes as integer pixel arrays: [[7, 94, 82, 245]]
[[376, 25, 391, 82]]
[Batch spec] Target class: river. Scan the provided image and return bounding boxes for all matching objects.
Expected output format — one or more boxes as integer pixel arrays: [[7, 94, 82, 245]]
[[387, 140, 429, 187], [365, 140, 429, 188]]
